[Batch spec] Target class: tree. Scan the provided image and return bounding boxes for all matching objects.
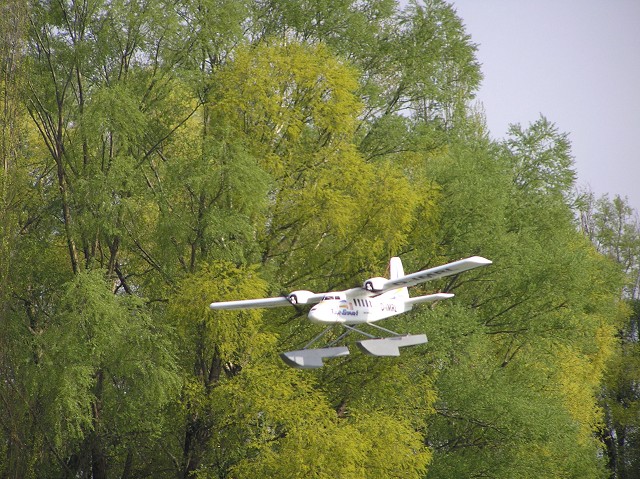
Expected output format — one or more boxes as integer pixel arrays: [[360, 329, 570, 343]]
[[505, 115, 576, 200], [601, 300, 640, 479], [579, 193, 640, 298], [207, 41, 421, 288], [25, 0, 195, 277], [578, 193, 640, 477], [413, 115, 622, 478], [36, 271, 179, 478]]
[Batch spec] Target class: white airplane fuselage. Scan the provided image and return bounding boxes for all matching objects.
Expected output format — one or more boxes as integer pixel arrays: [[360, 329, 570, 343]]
[[308, 292, 410, 325]]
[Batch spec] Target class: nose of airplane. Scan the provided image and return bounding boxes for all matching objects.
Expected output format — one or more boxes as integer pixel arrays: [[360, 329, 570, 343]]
[[308, 305, 322, 323], [308, 304, 330, 324]]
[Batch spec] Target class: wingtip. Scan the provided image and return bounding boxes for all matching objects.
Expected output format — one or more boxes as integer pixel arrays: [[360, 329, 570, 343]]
[[469, 256, 492, 265]]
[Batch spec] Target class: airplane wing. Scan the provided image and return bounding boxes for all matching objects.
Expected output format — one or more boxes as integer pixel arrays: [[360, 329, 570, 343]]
[[210, 257, 491, 309], [209, 290, 327, 310], [209, 297, 292, 310], [365, 256, 492, 293]]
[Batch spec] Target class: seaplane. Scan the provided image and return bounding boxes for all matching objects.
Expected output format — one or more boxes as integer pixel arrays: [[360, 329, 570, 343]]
[[209, 255, 491, 369]]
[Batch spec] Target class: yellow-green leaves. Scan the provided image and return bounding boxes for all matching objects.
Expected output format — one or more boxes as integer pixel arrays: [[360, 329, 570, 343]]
[[206, 41, 427, 286], [221, 366, 430, 479], [170, 262, 276, 364], [213, 42, 362, 167]]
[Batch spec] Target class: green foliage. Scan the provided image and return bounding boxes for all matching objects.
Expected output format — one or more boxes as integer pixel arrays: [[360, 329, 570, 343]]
[[170, 262, 276, 365], [505, 115, 576, 199], [421, 306, 608, 479], [602, 301, 640, 477], [579, 192, 640, 298], [209, 41, 424, 287], [5, 270, 179, 476], [416, 115, 623, 478], [580, 194, 640, 477], [218, 365, 430, 479], [0, 0, 629, 477]]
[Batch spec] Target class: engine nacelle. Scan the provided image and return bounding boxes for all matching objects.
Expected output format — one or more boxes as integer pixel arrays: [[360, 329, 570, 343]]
[[287, 290, 315, 305], [363, 277, 387, 292]]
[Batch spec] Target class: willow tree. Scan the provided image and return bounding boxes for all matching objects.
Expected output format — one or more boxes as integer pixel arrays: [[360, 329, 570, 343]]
[[413, 116, 624, 479]]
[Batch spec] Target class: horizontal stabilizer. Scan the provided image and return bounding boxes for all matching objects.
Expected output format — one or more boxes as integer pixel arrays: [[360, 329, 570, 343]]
[[405, 293, 454, 306], [357, 334, 428, 357], [280, 347, 350, 369]]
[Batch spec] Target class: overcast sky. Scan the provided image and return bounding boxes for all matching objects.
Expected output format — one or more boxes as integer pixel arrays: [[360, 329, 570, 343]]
[[450, 0, 640, 212]]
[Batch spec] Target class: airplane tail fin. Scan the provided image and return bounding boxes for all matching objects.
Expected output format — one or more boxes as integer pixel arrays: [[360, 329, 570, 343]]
[[389, 257, 410, 300]]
